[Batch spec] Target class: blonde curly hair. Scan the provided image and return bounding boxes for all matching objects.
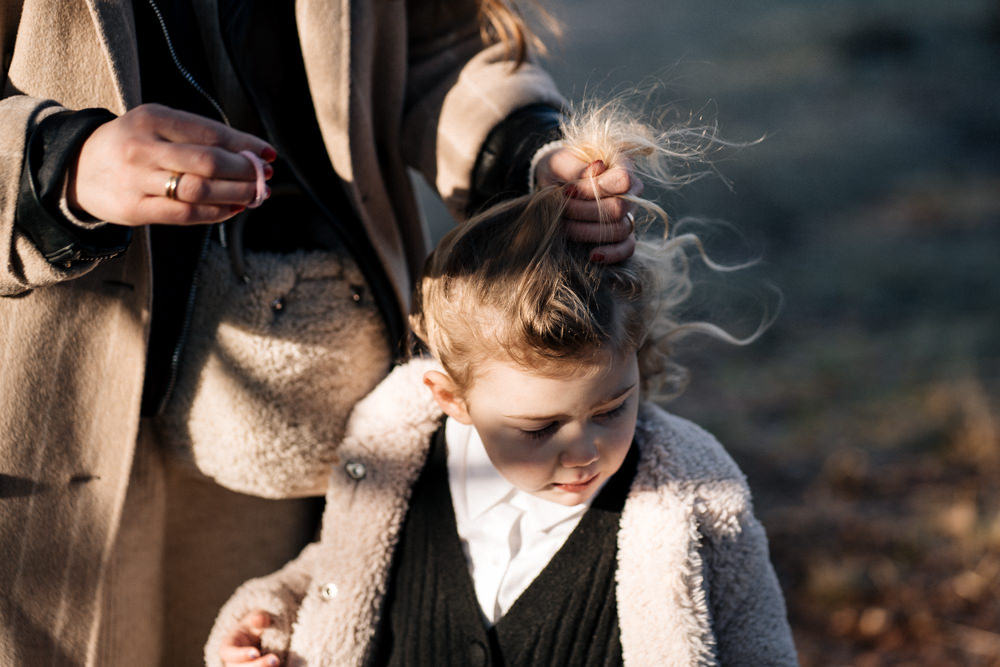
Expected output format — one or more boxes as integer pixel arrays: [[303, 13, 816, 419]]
[[411, 100, 764, 397]]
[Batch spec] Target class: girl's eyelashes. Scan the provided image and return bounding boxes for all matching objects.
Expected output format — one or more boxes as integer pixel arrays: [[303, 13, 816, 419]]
[[594, 400, 629, 423], [517, 398, 633, 440], [520, 422, 559, 440]]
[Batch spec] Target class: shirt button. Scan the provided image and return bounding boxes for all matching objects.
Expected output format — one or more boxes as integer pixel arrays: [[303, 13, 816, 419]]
[[468, 640, 487, 667], [345, 461, 367, 480], [320, 582, 338, 600]]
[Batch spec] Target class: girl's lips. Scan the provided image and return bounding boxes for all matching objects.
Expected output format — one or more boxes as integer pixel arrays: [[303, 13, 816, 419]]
[[554, 473, 598, 492]]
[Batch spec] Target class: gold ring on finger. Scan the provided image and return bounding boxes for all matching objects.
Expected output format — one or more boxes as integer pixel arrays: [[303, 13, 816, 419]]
[[164, 171, 183, 200]]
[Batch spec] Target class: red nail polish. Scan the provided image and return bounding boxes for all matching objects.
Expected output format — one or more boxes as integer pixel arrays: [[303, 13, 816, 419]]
[[261, 147, 278, 162], [231, 205, 246, 214], [591, 252, 605, 263], [264, 164, 274, 179], [582, 159, 607, 179]]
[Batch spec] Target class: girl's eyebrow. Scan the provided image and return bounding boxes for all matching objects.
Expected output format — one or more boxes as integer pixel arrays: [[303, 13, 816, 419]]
[[597, 382, 638, 408], [503, 383, 637, 420]]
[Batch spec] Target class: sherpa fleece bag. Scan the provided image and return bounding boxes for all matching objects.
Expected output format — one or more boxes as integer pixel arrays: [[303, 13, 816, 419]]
[[154, 240, 392, 498]]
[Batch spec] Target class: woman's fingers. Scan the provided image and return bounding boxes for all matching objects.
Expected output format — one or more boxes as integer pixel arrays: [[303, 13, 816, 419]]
[[588, 235, 636, 264], [568, 164, 637, 201], [140, 103, 275, 158], [562, 161, 643, 264], [563, 169, 642, 239], [68, 103, 274, 225], [134, 197, 246, 225], [565, 214, 637, 264], [149, 168, 263, 206], [153, 142, 273, 184], [563, 213, 634, 244], [562, 193, 633, 223], [539, 148, 640, 198]]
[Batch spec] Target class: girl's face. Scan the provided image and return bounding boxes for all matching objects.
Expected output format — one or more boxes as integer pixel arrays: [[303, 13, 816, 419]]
[[429, 349, 639, 506]]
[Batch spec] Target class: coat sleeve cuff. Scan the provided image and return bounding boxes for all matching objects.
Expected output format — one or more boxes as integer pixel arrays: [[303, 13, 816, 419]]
[[465, 103, 564, 217], [14, 108, 133, 267]]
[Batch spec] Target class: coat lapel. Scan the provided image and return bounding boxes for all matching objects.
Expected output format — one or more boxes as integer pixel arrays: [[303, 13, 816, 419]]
[[295, 0, 352, 182], [85, 0, 141, 110], [616, 416, 718, 666], [294, 0, 413, 315]]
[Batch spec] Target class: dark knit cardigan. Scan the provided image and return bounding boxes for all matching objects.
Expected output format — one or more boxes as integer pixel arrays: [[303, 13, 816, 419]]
[[371, 424, 635, 666]]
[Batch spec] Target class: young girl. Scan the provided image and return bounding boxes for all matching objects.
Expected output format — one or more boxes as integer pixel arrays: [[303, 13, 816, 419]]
[[206, 105, 797, 667]]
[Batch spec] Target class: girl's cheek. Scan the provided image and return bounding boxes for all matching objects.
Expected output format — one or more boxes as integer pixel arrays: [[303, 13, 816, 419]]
[[504, 455, 552, 481]]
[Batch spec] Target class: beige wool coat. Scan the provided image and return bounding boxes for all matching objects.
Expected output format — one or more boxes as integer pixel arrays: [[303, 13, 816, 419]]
[[205, 360, 799, 667], [0, 1, 562, 663]]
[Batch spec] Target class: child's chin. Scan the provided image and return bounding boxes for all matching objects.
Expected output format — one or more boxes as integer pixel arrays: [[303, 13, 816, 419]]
[[542, 485, 597, 506], [552, 494, 591, 506]]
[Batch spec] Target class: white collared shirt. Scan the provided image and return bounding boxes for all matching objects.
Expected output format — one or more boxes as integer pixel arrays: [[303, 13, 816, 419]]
[[445, 418, 591, 625]]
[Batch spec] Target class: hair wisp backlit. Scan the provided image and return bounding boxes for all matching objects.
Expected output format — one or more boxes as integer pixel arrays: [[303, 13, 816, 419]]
[[557, 96, 746, 230], [411, 98, 770, 397], [477, 0, 562, 66]]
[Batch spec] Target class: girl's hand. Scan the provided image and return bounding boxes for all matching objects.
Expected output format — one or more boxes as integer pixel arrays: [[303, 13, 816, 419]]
[[67, 103, 275, 226], [534, 147, 643, 263], [218, 611, 281, 667]]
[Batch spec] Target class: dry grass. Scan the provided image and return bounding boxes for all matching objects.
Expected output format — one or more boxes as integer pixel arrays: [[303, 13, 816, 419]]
[[669, 316, 1000, 665]]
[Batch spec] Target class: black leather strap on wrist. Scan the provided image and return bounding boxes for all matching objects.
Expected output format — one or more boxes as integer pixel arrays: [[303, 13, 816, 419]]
[[15, 108, 133, 267], [466, 103, 563, 218]]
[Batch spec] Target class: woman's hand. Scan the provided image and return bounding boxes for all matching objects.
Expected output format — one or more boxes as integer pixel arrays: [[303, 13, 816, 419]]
[[218, 611, 281, 667], [534, 147, 643, 263], [67, 103, 275, 226]]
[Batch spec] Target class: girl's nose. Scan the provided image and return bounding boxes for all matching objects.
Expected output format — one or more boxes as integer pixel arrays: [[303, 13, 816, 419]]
[[560, 438, 599, 468]]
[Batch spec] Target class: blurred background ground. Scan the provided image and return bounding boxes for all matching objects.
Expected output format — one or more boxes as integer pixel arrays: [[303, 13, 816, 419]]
[[418, 1, 1000, 664]]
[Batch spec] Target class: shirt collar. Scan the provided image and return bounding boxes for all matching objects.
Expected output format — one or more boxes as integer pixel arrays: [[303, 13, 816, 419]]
[[447, 418, 516, 520], [445, 418, 589, 531]]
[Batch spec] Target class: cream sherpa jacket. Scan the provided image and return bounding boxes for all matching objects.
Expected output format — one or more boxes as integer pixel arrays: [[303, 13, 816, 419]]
[[206, 360, 798, 667]]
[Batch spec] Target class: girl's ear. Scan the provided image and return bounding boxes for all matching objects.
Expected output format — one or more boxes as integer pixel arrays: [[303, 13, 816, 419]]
[[423, 370, 473, 425]]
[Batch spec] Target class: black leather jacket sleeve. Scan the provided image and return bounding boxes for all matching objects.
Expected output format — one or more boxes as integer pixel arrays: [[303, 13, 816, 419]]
[[465, 103, 563, 217], [14, 108, 133, 267]]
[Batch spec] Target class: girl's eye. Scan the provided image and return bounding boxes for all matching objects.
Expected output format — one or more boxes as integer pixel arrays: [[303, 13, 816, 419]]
[[520, 422, 559, 440], [594, 401, 628, 423]]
